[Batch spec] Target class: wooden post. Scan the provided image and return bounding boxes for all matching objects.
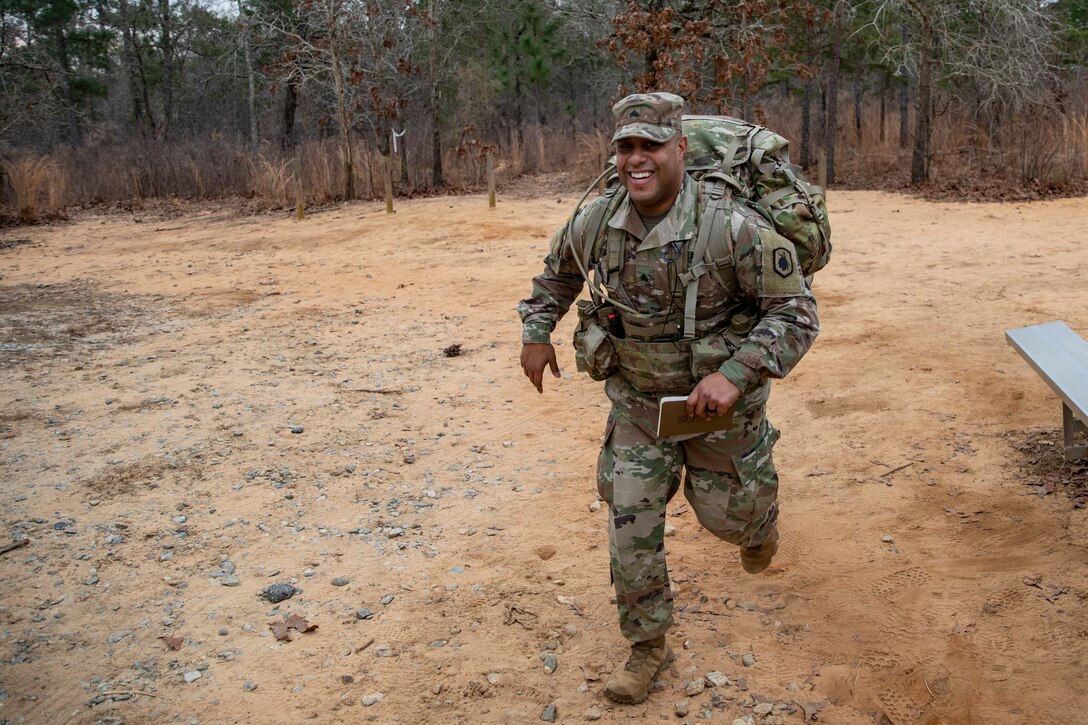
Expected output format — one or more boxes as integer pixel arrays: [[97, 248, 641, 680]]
[[293, 156, 305, 221], [384, 154, 394, 214], [487, 151, 496, 208], [817, 148, 828, 198]]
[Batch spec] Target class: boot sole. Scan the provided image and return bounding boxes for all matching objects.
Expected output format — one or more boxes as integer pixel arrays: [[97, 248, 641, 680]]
[[604, 647, 674, 704]]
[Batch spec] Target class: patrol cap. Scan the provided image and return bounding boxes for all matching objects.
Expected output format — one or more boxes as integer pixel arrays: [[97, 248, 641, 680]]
[[611, 92, 686, 143]]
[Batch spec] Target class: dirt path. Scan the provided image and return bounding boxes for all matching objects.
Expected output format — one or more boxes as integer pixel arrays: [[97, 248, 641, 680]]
[[1, 190, 1086, 724]]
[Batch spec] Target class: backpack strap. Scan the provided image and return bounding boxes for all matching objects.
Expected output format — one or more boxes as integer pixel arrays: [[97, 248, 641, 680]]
[[677, 174, 733, 340], [580, 181, 626, 298]]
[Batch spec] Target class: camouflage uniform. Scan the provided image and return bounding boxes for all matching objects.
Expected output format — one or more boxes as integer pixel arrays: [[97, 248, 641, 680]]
[[517, 97, 820, 644]]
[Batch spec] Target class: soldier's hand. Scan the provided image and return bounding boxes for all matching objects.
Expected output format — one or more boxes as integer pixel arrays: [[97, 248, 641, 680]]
[[520, 343, 560, 394], [688, 372, 741, 420]]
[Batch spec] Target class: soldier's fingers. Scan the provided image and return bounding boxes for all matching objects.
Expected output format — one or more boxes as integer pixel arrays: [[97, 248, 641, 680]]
[[686, 389, 700, 417], [548, 351, 560, 378], [531, 366, 544, 394]]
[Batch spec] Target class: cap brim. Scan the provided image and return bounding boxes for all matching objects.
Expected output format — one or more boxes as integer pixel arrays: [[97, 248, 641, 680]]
[[611, 123, 678, 144]]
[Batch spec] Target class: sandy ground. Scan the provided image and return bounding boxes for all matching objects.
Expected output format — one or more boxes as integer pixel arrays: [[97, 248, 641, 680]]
[[1, 187, 1087, 725]]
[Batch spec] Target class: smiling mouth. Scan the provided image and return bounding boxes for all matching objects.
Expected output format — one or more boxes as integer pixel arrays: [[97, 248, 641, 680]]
[[629, 170, 654, 180]]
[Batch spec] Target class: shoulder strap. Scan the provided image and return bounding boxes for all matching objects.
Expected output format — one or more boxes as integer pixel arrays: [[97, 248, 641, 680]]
[[578, 182, 626, 296], [677, 174, 732, 340]]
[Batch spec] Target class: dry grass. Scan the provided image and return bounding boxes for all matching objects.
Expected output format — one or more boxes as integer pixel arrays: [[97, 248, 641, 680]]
[[3, 101, 1085, 220], [4, 155, 64, 222]]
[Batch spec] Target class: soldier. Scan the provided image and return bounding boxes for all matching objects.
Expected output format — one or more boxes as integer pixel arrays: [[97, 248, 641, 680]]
[[517, 92, 821, 704]]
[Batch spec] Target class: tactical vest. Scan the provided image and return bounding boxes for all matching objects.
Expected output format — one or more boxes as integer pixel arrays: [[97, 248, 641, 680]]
[[568, 114, 829, 394]]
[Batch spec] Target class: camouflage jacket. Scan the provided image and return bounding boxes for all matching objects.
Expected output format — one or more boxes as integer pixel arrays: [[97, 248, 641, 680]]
[[518, 175, 820, 419]]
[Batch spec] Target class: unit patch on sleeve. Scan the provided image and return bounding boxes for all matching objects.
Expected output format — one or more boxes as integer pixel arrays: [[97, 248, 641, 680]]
[[759, 229, 804, 297], [773, 247, 794, 277]]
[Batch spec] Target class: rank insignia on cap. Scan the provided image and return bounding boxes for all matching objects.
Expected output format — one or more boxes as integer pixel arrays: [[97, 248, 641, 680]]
[[773, 247, 794, 277]]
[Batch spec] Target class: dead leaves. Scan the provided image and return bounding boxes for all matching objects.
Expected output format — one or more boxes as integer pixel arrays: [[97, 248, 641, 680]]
[[269, 614, 318, 641], [159, 636, 184, 651], [1024, 574, 1066, 603]]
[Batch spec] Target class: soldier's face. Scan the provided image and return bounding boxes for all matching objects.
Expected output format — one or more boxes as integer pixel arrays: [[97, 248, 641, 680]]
[[615, 134, 687, 216]]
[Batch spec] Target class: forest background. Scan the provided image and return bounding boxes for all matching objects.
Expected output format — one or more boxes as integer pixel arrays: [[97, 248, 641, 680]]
[[2, 0, 1086, 222]]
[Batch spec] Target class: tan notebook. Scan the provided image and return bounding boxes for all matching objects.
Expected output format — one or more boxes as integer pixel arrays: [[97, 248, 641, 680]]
[[656, 395, 734, 438]]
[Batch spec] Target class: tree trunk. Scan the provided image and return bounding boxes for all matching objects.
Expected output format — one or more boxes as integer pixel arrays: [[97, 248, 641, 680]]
[[332, 50, 355, 199], [853, 72, 863, 144], [398, 127, 409, 189], [428, 22, 445, 189], [159, 0, 174, 139], [898, 24, 910, 150], [281, 79, 299, 150], [825, 9, 841, 185], [432, 118, 445, 189], [118, 0, 156, 138], [801, 80, 813, 168], [908, 1, 934, 184], [239, 0, 258, 150], [54, 26, 81, 145], [879, 74, 887, 144]]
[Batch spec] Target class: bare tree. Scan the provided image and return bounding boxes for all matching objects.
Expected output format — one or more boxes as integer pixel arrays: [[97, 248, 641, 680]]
[[873, 0, 1057, 183]]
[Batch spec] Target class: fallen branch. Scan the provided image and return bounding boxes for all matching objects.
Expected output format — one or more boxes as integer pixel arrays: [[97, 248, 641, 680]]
[[99, 690, 158, 698], [0, 539, 29, 555]]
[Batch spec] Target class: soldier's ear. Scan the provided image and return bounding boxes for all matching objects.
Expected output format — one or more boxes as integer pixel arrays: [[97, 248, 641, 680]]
[[676, 134, 688, 156]]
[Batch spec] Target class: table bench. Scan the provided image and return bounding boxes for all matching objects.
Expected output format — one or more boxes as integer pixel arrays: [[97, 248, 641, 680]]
[[1005, 320, 1088, 462]]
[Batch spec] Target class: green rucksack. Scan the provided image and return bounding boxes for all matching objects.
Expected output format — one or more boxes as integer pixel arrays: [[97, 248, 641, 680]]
[[568, 115, 831, 340]]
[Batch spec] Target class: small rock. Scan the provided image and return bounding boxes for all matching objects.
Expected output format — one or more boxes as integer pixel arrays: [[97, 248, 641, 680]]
[[589, 500, 602, 512], [341, 675, 354, 684], [243, 681, 257, 691], [259, 583, 299, 603], [741, 653, 755, 667], [663, 523, 676, 537], [705, 671, 731, 688], [882, 535, 894, 543], [331, 577, 349, 587], [685, 678, 705, 696], [220, 575, 241, 587], [355, 608, 374, 620], [303, 568, 316, 577], [753, 702, 773, 716], [675, 699, 690, 718], [361, 692, 384, 706], [583, 706, 601, 721], [380, 594, 394, 605], [486, 673, 500, 684], [431, 640, 447, 647], [183, 671, 201, 683], [105, 534, 124, 545], [106, 630, 133, 645], [433, 683, 442, 695], [221, 560, 236, 574], [288, 425, 304, 434], [540, 703, 557, 722], [542, 653, 557, 674]]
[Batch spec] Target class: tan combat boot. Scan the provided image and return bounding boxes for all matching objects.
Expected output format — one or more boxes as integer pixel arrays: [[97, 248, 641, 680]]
[[740, 528, 779, 574], [604, 635, 673, 704]]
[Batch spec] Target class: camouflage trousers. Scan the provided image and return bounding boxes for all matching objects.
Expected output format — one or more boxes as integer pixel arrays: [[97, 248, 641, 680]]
[[596, 403, 780, 642]]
